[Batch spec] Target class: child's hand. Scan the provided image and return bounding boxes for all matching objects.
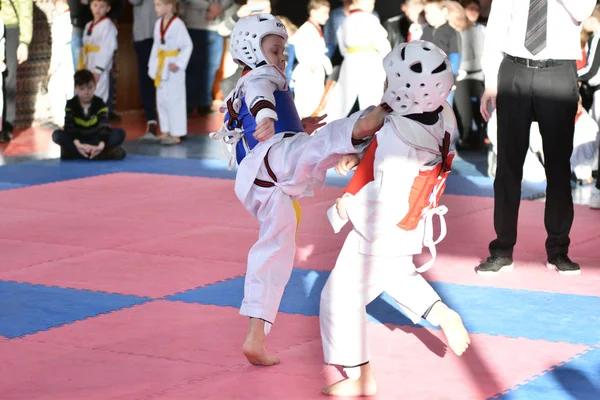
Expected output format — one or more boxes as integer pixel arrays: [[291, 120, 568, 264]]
[[352, 105, 389, 141], [168, 63, 179, 72], [301, 114, 327, 134], [89, 141, 105, 159], [93, 73, 100, 83], [335, 154, 360, 176], [254, 118, 275, 142], [335, 196, 350, 220], [74, 140, 91, 158]]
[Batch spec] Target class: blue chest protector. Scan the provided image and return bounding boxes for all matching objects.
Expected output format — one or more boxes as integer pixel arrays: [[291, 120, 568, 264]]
[[226, 89, 304, 165]]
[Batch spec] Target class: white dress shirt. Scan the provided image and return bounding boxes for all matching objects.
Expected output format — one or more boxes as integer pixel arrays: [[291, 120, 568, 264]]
[[482, 0, 596, 89]]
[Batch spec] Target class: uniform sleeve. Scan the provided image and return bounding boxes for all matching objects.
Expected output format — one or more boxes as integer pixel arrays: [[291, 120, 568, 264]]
[[243, 77, 278, 123], [94, 22, 118, 74], [95, 100, 113, 142], [64, 101, 78, 139], [482, 0, 511, 90], [173, 20, 194, 70], [17, 0, 34, 45], [557, 0, 596, 23], [345, 130, 421, 242]]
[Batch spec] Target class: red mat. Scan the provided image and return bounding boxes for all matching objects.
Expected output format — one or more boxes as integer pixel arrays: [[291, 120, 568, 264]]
[[14, 302, 587, 400], [2, 173, 599, 296], [0, 250, 247, 298], [1, 173, 599, 400]]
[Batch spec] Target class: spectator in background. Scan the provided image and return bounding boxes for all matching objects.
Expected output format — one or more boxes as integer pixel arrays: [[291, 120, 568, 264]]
[[130, 0, 159, 141], [453, 0, 486, 151], [180, 0, 238, 116], [67, 0, 124, 121], [383, 0, 426, 49], [422, 0, 461, 108], [0, 0, 32, 143], [290, 0, 331, 118], [477, 0, 595, 276]]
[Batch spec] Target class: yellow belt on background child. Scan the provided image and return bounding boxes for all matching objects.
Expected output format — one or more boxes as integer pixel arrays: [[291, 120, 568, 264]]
[[77, 44, 100, 70], [347, 44, 377, 54], [154, 49, 180, 88], [253, 133, 302, 242]]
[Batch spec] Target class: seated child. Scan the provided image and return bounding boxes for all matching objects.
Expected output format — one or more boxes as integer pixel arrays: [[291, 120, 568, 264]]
[[53, 69, 126, 160], [319, 41, 471, 397], [210, 13, 388, 367]]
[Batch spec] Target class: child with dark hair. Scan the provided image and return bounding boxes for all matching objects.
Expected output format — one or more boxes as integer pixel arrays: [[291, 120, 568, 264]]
[[52, 69, 126, 160]]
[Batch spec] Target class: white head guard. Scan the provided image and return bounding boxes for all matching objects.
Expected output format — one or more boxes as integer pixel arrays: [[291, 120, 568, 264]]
[[381, 40, 454, 115], [230, 14, 288, 68]]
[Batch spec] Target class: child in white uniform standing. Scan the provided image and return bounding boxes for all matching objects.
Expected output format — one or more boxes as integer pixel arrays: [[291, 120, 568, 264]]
[[290, 0, 332, 118], [211, 13, 388, 368], [79, 0, 118, 104], [48, 0, 74, 127], [148, 0, 193, 145], [324, 0, 391, 122], [319, 41, 471, 397]]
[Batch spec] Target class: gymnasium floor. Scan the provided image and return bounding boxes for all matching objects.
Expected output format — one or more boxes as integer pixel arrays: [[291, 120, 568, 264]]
[[0, 112, 599, 400]]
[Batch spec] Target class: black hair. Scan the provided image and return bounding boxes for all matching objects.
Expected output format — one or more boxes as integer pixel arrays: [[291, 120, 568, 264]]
[[74, 69, 96, 87]]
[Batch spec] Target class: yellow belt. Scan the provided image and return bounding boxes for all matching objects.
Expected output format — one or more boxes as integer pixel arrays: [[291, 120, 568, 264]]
[[155, 49, 180, 88], [292, 200, 302, 243], [77, 44, 100, 70], [347, 45, 377, 54]]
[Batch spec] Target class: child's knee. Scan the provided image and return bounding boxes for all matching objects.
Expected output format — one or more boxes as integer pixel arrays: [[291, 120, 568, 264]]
[[52, 130, 64, 145]]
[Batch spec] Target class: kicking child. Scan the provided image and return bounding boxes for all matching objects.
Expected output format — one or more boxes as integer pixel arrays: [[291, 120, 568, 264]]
[[210, 13, 389, 367], [319, 41, 471, 397]]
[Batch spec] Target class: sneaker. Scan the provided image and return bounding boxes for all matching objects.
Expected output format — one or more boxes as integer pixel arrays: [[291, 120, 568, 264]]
[[547, 254, 581, 275], [590, 188, 600, 209], [94, 146, 127, 160], [0, 130, 12, 143], [476, 255, 514, 276]]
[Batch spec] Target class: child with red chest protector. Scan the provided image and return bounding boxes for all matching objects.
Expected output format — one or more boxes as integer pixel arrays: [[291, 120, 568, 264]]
[[319, 40, 471, 397]]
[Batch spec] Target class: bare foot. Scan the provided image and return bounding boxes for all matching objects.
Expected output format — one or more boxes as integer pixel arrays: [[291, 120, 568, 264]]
[[242, 318, 280, 366], [322, 363, 377, 397], [432, 302, 471, 356]]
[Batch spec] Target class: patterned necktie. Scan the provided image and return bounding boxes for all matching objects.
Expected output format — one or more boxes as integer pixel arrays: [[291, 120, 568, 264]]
[[524, 0, 548, 55]]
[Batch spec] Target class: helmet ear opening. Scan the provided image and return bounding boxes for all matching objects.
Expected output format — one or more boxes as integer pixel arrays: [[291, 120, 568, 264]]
[[410, 62, 423, 73], [432, 62, 447, 74]]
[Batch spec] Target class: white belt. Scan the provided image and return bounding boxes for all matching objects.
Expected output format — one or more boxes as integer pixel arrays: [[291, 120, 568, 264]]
[[210, 98, 246, 170], [209, 126, 244, 171], [416, 205, 448, 273]]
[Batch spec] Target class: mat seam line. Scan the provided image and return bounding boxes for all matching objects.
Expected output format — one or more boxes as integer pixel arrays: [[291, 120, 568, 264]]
[[486, 342, 600, 399]]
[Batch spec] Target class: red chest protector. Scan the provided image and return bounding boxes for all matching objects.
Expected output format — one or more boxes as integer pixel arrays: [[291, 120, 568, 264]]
[[344, 131, 454, 231]]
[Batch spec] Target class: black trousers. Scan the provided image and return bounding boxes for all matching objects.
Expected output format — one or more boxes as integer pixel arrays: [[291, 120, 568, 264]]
[[2, 27, 19, 132], [133, 39, 157, 122], [453, 78, 485, 146], [490, 56, 578, 258], [52, 128, 126, 159]]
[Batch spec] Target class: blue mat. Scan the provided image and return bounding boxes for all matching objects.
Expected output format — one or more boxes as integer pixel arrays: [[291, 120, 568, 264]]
[[494, 345, 600, 400], [0, 281, 151, 338], [0, 154, 546, 199], [166, 268, 600, 346]]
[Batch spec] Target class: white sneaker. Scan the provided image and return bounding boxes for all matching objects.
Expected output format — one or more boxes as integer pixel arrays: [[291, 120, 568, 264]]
[[590, 188, 600, 209]]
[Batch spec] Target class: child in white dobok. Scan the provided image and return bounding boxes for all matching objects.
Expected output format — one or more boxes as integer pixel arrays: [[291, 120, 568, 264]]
[[210, 13, 389, 367], [148, 0, 193, 145], [320, 41, 471, 397], [79, 0, 118, 104]]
